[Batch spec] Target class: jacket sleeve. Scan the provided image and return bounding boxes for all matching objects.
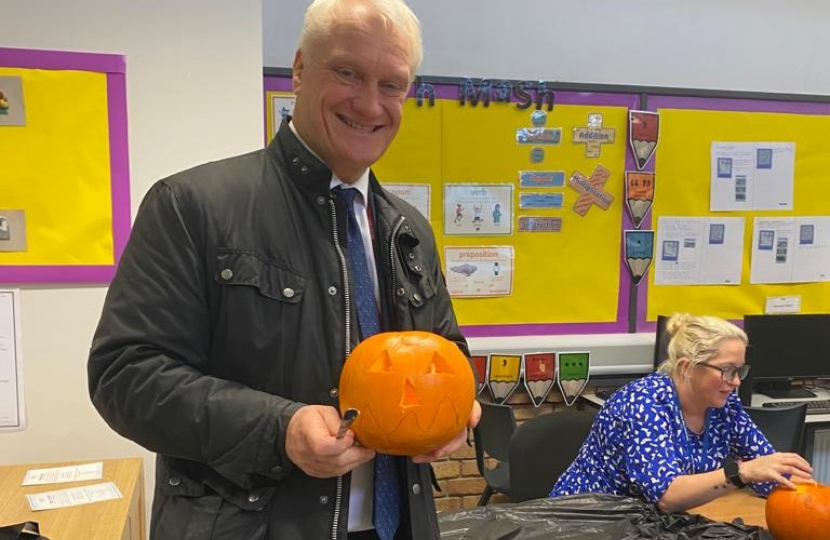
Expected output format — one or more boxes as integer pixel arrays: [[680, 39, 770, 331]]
[[88, 180, 302, 488]]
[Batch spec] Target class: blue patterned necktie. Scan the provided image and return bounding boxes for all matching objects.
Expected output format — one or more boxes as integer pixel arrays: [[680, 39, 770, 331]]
[[335, 186, 401, 540]]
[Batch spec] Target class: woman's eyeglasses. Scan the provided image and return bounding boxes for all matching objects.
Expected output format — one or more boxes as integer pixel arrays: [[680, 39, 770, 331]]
[[697, 362, 751, 382]]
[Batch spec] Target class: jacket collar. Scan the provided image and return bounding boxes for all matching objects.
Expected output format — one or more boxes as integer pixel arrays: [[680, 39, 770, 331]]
[[268, 117, 334, 197]]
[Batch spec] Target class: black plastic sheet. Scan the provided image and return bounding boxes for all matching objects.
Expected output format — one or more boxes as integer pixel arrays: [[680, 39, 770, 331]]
[[439, 494, 774, 540], [0, 522, 49, 540]]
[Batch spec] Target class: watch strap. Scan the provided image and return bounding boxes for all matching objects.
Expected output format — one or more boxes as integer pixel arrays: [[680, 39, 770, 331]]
[[723, 456, 746, 488]]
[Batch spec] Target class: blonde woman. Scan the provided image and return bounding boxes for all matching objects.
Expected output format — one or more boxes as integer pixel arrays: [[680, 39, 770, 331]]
[[550, 313, 812, 512]]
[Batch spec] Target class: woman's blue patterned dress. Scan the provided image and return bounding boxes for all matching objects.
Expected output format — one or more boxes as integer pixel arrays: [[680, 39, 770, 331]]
[[550, 372, 775, 503]]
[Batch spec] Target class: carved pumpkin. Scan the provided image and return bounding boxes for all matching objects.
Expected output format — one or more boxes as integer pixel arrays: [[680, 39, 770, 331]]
[[338, 331, 475, 455], [765, 482, 830, 540]]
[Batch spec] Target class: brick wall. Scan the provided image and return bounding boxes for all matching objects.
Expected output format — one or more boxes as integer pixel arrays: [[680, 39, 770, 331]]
[[432, 388, 591, 512]]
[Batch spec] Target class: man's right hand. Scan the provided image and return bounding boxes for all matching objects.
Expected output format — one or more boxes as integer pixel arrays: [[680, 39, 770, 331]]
[[285, 404, 375, 478]]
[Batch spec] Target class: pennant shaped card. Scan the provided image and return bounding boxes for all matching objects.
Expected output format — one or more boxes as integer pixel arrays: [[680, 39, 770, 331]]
[[471, 355, 488, 395], [487, 354, 522, 404], [629, 110, 660, 170], [557, 352, 590, 406], [624, 229, 655, 286], [522, 352, 556, 407], [624, 171, 655, 229]]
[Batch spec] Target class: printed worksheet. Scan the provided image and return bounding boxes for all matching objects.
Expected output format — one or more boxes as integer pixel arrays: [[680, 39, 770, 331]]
[[750, 217, 830, 284], [710, 142, 795, 211], [655, 217, 745, 285], [444, 246, 514, 297]]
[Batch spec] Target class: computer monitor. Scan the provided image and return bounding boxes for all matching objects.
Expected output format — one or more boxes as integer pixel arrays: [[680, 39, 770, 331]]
[[653, 315, 671, 369], [743, 314, 830, 399]]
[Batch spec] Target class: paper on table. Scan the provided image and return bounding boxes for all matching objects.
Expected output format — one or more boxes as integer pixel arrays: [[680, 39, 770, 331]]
[[26, 482, 122, 511], [22, 462, 103, 486]]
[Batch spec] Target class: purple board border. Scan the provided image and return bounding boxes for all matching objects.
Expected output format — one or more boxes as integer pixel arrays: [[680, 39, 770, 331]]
[[264, 74, 638, 337], [0, 47, 131, 284], [635, 95, 830, 332]]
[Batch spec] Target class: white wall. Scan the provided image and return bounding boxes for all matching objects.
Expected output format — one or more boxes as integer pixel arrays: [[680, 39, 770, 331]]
[[0, 0, 263, 520], [265, 0, 830, 95]]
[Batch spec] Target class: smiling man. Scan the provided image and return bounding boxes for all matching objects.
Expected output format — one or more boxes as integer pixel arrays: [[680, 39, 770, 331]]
[[88, 1, 479, 539]]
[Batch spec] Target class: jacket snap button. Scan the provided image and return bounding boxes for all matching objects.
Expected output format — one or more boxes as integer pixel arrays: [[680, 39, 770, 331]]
[[396, 287, 406, 297], [319, 495, 329, 505], [413, 293, 422, 302], [408, 252, 415, 260], [300, 165, 309, 175], [412, 483, 421, 495], [271, 465, 282, 474], [282, 287, 295, 298], [248, 493, 260, 503], [329, 388, 338, 398], [168, 477, 181, 486], [292, 156, 300, 165], [220, 268, 233, 280], [328, 286, 337, 295], [413, 265, 421, 272], [316, 196, 327, 205]]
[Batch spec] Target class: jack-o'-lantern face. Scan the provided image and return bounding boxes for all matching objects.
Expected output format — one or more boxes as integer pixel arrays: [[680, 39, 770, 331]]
[[338, 331, 476, 455]]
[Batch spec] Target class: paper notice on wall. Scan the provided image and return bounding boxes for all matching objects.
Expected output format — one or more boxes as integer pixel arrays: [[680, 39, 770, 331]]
[[0, 289, 25, 432], [654, 217, 745, 285], [710, 142, 795, 211]]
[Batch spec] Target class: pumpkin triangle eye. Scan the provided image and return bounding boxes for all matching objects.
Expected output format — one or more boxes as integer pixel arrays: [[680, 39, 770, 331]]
[[427, 352, 456, 375], [400, 377, 422, 408], [368, 350, 394, 373]]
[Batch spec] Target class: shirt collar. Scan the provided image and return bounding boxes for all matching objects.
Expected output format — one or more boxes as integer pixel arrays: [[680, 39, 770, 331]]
[[330, 169, 371, 203]]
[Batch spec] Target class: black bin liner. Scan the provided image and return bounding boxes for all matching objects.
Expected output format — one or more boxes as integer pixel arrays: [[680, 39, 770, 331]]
[[439, 494, 774, 540]]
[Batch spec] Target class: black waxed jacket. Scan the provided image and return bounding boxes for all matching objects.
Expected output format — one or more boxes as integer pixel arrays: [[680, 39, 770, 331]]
[[88, 121, 469, 540]]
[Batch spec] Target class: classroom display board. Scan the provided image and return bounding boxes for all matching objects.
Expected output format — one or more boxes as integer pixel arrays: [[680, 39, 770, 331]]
[[266, 76, 639, 337], [267, 73, 830, 336], [0, 48, 131, 284], [640, 96, 830, 328]]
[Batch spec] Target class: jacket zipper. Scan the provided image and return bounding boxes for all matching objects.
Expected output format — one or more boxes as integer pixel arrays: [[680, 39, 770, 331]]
[[388, 216, 406, 314], [329, 195, 350, 540]]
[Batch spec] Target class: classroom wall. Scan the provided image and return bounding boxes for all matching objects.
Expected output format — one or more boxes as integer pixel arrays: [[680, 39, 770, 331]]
[[264, 0, 830, 95], [0, 0, 263, 519]]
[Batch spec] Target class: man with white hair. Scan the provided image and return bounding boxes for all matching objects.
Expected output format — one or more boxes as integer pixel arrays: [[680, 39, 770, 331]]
[[89, 1, 479, 539]]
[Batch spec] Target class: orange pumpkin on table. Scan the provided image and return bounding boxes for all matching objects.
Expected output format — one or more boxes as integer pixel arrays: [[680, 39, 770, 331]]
[[765, 482, 830, 540], [338, 331, 476, 456]]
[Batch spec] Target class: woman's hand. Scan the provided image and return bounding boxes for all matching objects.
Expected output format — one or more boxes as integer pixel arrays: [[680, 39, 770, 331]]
[[739, 452, 813, 489]]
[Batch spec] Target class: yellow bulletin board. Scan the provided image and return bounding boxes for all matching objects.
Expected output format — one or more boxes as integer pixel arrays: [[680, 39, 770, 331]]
[[0, 48, 131, 283], [265, 74, 639, 336], [644, 96, 830, 325]]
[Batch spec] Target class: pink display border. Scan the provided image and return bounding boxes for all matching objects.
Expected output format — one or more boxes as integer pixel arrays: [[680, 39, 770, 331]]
[[0, 47, 131, 284]]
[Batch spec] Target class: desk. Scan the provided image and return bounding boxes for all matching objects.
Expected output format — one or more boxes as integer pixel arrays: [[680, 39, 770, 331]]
[[0, 458, 145, 540], [690, 489, 767, 528]]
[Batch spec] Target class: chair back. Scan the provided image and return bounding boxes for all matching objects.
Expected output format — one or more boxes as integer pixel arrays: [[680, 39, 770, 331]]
[[472, 400, 516, 504], [745, 403, 807, 453], [508, 410, 596, 502]]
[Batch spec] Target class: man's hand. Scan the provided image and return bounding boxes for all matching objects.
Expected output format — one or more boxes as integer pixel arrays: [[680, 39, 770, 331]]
[[411, 400, 482, 464], [286, 405, 374, 478]]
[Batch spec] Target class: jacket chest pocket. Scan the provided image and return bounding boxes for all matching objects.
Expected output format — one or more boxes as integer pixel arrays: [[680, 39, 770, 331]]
[[213, 250, 307, 368], [215, 250, 306, 303]]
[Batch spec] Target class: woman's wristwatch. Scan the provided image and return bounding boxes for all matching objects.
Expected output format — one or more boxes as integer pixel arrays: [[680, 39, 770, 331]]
[[723, 456, 746, 488]]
